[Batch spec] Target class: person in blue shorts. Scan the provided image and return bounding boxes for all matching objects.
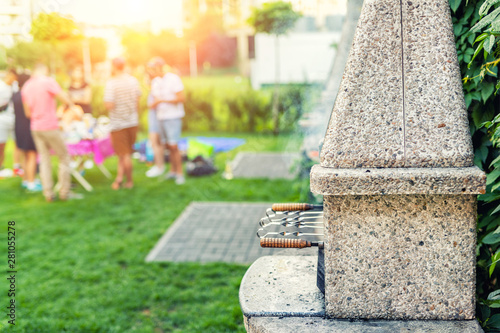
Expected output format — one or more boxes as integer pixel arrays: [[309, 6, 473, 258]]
[[145, 67, 166, 178], [146, 57, 186, 185]]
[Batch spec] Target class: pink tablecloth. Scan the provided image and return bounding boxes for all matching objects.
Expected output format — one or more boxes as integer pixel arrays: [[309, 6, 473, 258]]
[[66, 137, 114, 165]]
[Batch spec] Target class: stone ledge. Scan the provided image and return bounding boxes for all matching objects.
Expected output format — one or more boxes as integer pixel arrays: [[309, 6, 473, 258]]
[[310, 165, 485, 195], [239, 256, 325, 317], [244, 316, 484, 333]]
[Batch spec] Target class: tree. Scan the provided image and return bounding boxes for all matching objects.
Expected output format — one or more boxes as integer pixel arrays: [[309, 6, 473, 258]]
[[6, 41, 52, 69], [31, 12, 81, 43], [121, 30, 153, 68], [248, 1, 301, 135], [30, 12, 82, 72]]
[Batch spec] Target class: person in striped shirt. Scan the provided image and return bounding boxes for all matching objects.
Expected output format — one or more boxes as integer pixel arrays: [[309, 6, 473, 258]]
[[104, 57, 141, 190]]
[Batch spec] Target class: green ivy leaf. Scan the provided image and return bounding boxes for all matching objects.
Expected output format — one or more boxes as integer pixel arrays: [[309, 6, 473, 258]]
[[465, 93, 473, 108], [489, 289, 500, 302], [476, 33, 490, 43], [492, 204, 500, 215], [469, 39, 485, 68], [487, 168, 500, 185], [470, 7, 500, 35], [482, 226, 500, 244], [472, 90, 482, 101], [491, 155, 500, 167], [488, 314, 500, 328], [472, 105, 485, 128], [480, 304, 492, 322], [493, 181, 500, 191], [479, 0, 500, 17], [449, 0, 463, 13], [490, 251, 500, 277], [479, 193, 500, 204], [484, 34, 497, 53], [476, 144, 489, 165], [478, 214, 497, 228], [493, 20, 500, 31], [482, 82, 495, 102], [465, 5, 475, 21], [465, 47, 476, 55], [468, 33, 477, 45]]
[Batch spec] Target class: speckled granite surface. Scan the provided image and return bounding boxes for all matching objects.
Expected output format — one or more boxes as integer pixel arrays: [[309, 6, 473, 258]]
[[321, 0, 405, 168], [310, 166, 486, 195], [239, 256, 324, 317], [322, 195, 477, 320], [240, 256, 483, 332], [309, 0, 485, 321], [402, 0, 473, 168], [245, 316, 484, 333], [319, 0, 474, 169]]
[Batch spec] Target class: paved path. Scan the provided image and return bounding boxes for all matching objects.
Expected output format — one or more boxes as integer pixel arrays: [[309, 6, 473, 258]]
[[146, 202, 316, 264], [230, 152, 301, 179]]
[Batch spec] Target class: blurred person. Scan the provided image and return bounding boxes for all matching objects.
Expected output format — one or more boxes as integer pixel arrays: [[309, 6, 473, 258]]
[[145, 59, 166, 178], [13, 72, 41, 192], [68, 65, 92, 114], [104, 57, 141, 190], [22, 63, 75, 202], [148, 57, 186, 185], [0, 69, 19, 177]]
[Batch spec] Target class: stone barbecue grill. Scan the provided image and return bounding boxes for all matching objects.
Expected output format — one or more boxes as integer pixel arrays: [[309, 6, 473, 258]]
[[310, 0, 485, 320], [240, 0, 487, 331]]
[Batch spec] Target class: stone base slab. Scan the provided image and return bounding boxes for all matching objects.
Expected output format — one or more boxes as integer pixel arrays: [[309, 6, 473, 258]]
[[239, 256, 324, 317], [244, 316, 484, 333]]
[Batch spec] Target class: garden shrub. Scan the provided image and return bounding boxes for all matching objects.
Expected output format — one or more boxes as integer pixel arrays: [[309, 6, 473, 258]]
[[182, 83, 316, 134], [451, 0, 500, 330], [277, 84, 315, 133], [184, 88, 216, 132]]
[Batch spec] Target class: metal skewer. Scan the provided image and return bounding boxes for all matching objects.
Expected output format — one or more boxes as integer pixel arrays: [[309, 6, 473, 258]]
[[259, 217, 323, 228], [266, 208, 323, 219], [257, 228, 324, 239], [264, 215, 323, 223]]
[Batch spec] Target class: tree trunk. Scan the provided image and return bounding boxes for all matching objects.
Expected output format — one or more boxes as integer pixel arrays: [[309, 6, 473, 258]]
[[272, 34, 280, 136]]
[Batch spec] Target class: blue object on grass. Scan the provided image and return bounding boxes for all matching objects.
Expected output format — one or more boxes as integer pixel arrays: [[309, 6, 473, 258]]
[[178, 137, 245, 153], [135, 137, 245, 162]]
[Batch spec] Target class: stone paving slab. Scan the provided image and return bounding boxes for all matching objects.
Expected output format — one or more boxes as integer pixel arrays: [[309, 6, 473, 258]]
[[145, 202, 316, 264], [230, 152, 300, 179]]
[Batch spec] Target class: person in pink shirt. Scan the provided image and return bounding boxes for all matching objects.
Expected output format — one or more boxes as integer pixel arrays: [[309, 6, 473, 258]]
[[21, 63, 74, 202]]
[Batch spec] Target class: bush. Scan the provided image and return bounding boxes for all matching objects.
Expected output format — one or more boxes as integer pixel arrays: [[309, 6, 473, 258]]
[[451, 0, 500, 331], [182, 83, 317, 134], [90, 84, 106, 118], [184, 88, 216, 132], [277, 84, 318, 133]]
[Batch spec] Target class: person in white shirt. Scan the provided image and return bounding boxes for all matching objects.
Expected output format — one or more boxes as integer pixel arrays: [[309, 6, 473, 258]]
[[0, 69, 18, 177], [146, 57, 186, 185]]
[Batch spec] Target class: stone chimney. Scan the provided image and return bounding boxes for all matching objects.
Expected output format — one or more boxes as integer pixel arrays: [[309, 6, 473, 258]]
[[311, 0, 486, 320]]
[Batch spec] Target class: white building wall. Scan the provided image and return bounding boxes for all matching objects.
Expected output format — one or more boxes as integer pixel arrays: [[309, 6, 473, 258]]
[[250, 32, 340, 89], [0, 0, 32, 46]]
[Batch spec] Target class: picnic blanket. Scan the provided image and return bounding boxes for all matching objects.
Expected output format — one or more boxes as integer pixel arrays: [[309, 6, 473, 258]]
[[134, 137, 246, 162]]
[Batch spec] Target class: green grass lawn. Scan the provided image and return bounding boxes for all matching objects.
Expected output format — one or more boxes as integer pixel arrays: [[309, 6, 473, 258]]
[[0, 133, 304, 332]]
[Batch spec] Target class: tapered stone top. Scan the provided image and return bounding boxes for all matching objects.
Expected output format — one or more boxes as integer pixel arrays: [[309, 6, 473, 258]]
[[311, 0, 485, 195], [320, 0, 472, 169]]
